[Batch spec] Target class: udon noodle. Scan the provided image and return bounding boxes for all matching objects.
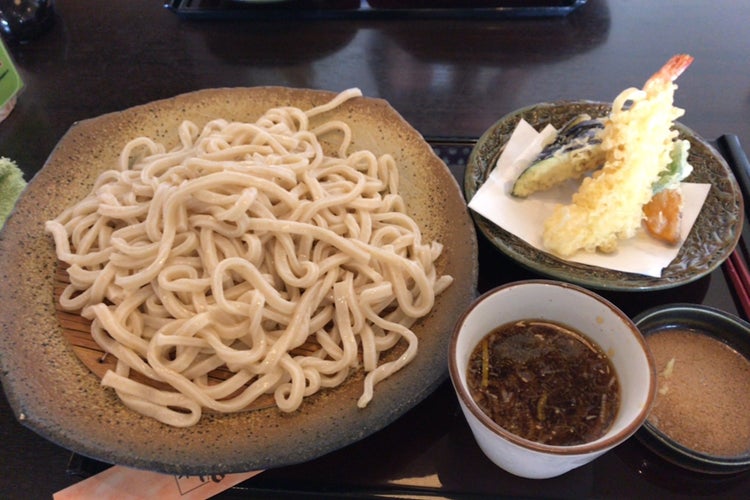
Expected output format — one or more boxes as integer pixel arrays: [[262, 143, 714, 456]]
[[46, 88, 453, 427]]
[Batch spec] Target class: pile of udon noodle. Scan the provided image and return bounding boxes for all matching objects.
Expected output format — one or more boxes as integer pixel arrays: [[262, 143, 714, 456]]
[[46, 88, 453, 427]]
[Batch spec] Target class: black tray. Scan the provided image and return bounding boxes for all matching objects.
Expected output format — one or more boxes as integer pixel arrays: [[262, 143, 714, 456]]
[[164, 0, 588, 20]]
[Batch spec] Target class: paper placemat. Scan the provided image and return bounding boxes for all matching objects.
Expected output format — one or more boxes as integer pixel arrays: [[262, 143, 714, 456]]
[[54, 465, 261, 500]]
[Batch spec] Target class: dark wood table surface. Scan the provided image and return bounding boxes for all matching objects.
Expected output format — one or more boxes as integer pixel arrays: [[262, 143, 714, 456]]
[[2, 1, 750, 497]]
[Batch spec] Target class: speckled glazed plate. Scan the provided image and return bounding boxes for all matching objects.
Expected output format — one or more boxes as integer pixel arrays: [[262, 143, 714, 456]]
[[0, 87, 478, 475], [464, 101, 743, 291]]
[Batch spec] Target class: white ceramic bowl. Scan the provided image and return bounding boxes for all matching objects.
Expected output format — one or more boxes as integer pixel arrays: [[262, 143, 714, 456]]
[[449, 280, 656, 479]]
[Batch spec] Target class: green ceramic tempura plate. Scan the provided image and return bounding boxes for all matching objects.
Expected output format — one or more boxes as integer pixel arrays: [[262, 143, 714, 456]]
[[464, 101, 743, 291]]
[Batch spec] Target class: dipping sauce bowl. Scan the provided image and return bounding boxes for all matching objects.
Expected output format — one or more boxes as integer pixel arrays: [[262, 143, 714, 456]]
[[449, 280, 656, 479], [634, 303, 750, 474]]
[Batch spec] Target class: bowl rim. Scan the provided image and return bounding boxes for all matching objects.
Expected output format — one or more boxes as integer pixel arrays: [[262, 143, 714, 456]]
[[448, 279, 656, 456], [633, 302, 750, 336], [633, 302, 750, 471]]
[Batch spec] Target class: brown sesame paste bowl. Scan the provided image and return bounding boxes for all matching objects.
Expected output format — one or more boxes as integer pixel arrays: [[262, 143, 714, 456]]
[[634, 303, 750, 475]]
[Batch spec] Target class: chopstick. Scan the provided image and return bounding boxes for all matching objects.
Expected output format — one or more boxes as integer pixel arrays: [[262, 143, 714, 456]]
[[718, 135, 750, 217], [725, 250, 750, 319], [717, 134, 750, 319]]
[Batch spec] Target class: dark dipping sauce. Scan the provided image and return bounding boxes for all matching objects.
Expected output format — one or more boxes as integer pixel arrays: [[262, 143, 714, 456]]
[[467, 320, 620, 446]]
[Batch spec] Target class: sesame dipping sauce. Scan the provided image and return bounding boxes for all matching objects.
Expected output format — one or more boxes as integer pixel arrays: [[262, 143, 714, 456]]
[[646, 329, 750, 457]]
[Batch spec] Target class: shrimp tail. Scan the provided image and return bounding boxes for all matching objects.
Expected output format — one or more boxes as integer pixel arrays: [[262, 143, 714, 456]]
[[645, 54, 694, 90]]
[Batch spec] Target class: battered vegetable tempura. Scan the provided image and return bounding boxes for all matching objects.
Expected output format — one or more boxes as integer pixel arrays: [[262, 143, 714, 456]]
[[542, 55, 694, 256]]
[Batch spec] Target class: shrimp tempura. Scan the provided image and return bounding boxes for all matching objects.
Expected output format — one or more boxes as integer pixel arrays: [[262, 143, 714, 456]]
[[542, 54, 694, 256]]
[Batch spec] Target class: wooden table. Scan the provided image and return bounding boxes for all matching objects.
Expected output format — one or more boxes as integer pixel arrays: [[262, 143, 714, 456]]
[[2, 1, 749, 497]]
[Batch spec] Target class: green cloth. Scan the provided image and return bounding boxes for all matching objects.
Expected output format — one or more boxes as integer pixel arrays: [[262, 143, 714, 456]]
[[0, 157, 25, 229]]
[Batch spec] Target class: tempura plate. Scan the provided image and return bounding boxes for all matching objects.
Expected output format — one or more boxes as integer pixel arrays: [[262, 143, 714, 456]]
[[464, 100, 743, 291], [0, 87, 478, 474]]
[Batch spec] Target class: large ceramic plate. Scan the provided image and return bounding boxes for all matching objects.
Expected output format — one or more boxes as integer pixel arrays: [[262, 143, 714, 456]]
[[0, 87, 478, 475], [464, 100, 743, 291]]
